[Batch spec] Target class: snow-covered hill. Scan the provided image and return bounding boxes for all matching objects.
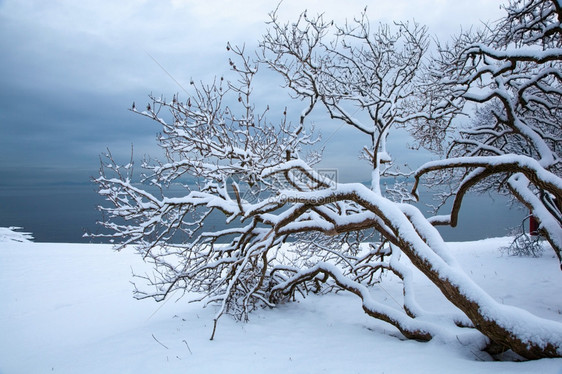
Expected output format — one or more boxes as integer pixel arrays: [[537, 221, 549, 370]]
[[0, 238, 561, 373]]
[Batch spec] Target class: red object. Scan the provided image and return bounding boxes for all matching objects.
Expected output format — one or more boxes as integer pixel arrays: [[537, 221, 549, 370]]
[[529, 214, 539, 236]]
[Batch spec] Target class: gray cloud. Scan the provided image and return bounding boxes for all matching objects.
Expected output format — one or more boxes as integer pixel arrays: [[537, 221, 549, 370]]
[[0, 0, 509, 241], [0, 0, 503, 188]]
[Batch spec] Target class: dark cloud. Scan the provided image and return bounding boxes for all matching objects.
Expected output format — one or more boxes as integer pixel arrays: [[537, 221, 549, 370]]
[[0, 0, 504, 187], [0, 7, 196, 185], [0, 0, 506, 241]]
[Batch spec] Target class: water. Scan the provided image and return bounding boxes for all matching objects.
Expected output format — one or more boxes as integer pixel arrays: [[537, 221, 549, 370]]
[[0, 183, 526, 243], [0, 184, 103, 243]]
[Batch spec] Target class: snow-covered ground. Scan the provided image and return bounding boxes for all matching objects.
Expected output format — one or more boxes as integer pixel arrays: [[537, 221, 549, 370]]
[[0, 226, 33, 243], [1, 236, 561, 373]]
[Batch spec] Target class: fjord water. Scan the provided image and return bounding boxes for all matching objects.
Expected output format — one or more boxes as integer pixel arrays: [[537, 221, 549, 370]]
[[0, 183, 525, 243]]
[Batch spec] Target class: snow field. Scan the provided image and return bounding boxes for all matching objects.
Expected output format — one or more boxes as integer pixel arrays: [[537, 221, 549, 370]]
[[1, 238, 561, 373]]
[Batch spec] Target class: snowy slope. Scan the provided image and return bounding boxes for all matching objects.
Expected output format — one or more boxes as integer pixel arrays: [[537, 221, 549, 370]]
[[0, 227, 33, 243], [0, 239, 561, 374]]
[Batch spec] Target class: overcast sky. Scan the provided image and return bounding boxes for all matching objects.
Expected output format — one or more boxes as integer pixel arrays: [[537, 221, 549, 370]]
[[0, 0, 506, 187]]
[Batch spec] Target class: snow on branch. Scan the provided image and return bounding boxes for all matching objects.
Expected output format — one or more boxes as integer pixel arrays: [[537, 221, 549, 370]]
[[420, 0, 561, 267], [93, 3, 562, 359]]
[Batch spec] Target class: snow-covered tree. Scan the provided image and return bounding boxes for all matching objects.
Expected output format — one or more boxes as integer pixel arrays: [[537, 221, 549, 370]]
[[413, 0, 562, 267], [94, 3, 562, 359], [260, 9, 456, 192]]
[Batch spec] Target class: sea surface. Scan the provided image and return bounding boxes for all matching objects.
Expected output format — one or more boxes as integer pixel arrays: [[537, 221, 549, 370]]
[[0, 183, 526, 243]]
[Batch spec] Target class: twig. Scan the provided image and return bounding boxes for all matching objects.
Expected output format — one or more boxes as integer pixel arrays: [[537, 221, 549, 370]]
[[152, 334, 169, 349], [210, 318, 218, 341], [182, 339, 193, 355]]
